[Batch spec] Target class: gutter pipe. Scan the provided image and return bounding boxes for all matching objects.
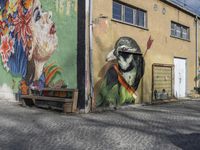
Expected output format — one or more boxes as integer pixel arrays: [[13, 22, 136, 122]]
[[196, 16, 199, 87], [89, 0, 94, 109]]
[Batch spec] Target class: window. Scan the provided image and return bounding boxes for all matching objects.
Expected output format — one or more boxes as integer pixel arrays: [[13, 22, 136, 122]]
[[112, 1, 147, 28], [171, 22, 190, 40], [113, 2, 122, 20], [125, 6, 133, 24], [138, 10, 146, 27]]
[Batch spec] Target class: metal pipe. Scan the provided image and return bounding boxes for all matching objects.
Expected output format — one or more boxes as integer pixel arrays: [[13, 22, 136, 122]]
[[89, 0, 94, 107], [196, 16, 199, 87], [84, 0, 89, 104]]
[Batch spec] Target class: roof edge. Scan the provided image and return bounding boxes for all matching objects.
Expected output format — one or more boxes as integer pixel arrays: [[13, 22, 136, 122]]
[[160, 0, 200, 18]]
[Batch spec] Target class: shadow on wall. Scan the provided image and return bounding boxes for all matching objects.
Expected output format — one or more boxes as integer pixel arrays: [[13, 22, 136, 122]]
[[94, 60, 116, 107], [0, 84, 16, 102]]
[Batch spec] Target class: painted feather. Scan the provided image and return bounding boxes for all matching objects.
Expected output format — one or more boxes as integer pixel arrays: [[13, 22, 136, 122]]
[[45, 67, 62, 85]]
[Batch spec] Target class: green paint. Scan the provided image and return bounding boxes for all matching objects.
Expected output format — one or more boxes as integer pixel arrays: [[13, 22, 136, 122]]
[[0, 0, 77, 91], [96, 77, 135, 107], [40, 0, 77, 88], [0, 67, 21, 92], [96, 37, 144, 107]]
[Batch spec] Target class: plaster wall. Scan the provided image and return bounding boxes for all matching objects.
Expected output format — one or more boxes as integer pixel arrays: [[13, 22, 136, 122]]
[[92, 0, 197, 105]]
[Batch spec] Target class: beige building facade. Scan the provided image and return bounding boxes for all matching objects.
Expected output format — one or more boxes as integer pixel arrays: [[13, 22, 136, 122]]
[[87, 0, 200, 108]]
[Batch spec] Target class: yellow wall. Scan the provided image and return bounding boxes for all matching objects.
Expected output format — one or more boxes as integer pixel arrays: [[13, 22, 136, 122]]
[[92, 0, 197, 105]]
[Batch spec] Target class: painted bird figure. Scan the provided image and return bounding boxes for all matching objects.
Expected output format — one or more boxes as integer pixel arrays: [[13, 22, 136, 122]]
[[96, 37, 145, 107]]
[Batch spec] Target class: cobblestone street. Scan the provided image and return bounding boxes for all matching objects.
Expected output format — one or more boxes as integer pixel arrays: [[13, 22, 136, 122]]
[[0, 100, 200, 150]]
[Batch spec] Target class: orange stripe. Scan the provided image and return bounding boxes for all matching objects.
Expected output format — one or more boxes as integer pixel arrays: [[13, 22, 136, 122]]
[[113, 64, 136, 95]]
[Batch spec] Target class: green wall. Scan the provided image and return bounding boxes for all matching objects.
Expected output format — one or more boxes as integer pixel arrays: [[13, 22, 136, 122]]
[[41, 0, 77, 88], [0, 0, 77, 93]]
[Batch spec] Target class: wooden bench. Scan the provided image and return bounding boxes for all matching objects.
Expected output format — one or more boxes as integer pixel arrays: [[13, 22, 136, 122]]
[[20, 88, 78, 113]]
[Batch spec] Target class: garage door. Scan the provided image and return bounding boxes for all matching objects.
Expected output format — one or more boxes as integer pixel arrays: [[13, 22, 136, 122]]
[[152, 64, 173, 100]]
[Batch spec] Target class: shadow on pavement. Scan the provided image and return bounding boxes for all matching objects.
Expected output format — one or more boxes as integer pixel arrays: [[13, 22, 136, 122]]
[[169, 133, 200, 150]]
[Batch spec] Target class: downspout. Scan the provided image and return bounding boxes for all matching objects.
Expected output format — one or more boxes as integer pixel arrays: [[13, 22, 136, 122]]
[[196, 16, 199, 87], [89, 0, 94, 110], [85, 0, 89, 110]]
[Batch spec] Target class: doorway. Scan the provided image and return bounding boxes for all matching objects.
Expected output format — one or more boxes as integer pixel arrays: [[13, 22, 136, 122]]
[[174, 58, 187, 98]]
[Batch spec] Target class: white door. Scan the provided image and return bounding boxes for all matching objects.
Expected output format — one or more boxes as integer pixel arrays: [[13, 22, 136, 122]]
[[174, 58, 186, 98]]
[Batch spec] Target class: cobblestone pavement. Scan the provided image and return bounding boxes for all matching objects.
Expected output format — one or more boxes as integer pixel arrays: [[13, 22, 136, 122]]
[[0, 100, 200, 150]]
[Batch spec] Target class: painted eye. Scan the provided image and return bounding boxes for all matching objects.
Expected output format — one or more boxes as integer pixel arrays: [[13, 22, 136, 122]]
[[35, 11, 41, 22]]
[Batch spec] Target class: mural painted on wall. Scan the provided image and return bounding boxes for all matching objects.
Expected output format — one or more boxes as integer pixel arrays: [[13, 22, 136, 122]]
[[0, 0, 77, 96], [96, 37, 145, 107]]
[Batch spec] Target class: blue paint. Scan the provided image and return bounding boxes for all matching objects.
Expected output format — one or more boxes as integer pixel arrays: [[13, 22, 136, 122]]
[[7, 38, 28, 78]]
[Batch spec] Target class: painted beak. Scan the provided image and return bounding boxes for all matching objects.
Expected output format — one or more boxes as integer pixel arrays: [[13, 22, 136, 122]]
[[106, 49, 116, 62]]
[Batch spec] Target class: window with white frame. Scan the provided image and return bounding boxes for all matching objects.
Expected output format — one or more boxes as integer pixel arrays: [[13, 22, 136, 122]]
[[112, 1, 147, 28], [171, 22, 190, 40]]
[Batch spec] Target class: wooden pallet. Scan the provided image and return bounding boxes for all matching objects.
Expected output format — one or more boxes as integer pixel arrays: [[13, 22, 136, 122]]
[[20, 88, 78, 113]]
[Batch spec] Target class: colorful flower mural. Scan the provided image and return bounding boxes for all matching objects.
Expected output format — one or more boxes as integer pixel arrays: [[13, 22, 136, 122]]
[[0, 35, 14, 69], [0, 0, 60, 93], [13, 4, 32, 51]]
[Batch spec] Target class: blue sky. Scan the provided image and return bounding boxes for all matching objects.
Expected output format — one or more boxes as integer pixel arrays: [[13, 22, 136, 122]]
[[171, 0, 200, 15]]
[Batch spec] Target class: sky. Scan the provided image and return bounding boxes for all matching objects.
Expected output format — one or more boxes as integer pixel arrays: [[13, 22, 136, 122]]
[[171, 0, 200, 15]]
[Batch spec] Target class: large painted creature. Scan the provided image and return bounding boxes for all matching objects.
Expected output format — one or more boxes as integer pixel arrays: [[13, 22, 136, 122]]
[[0, 0, 58, 93], [96, 37, 145, 107]]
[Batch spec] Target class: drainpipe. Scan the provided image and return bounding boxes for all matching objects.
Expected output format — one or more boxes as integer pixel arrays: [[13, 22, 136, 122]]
[[196, 16, 199, 87], [89, 0, 94, 110]]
